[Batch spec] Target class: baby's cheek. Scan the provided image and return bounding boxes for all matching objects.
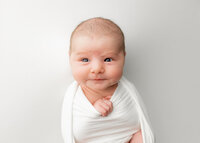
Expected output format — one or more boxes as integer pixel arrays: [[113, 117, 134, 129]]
[[72, 67, 88, 82], [109, 67, 123, 80], [73, 71, 84, 81]]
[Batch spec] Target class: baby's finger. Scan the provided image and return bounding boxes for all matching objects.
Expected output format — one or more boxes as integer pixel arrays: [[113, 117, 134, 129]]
[[100, 100, 113, 114], [103, 99, 112, 106], [93, 100, 108, 116], [99, 101, 110, 111], [95, 99, 113, 116], [103, 96, 112, 100], [103, 100, 113, 112], [97, 106, 108, 116]]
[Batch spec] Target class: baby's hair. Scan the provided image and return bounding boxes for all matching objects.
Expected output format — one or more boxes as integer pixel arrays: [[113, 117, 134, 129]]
[[69, 17, 125, 53]]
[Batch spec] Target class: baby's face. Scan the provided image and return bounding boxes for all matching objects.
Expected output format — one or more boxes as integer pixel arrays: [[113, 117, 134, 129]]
[[69, 35, 125, 91]]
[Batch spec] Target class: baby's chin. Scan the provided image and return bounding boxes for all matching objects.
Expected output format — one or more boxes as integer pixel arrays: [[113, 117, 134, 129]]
[[85, 81, 118, 91]]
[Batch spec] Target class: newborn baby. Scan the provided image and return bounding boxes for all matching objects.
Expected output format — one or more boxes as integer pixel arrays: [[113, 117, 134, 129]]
[[62, 17, 154, 143]]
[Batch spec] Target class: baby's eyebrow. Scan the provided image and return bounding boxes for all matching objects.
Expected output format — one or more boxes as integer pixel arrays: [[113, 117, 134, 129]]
[[75, 52, 88, 55], [101, 51, 119, 56], [75, 51, 119, 56], [106, 51, 118, 54]]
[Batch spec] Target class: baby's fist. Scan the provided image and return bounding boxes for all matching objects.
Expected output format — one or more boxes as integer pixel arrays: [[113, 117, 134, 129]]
[[93, 96, 113, 117]]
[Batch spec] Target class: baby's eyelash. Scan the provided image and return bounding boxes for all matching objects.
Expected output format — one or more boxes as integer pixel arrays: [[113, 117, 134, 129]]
[[104, 58, 113, 62], [81, 58, 89, 62], [79, 58, 113, 62]]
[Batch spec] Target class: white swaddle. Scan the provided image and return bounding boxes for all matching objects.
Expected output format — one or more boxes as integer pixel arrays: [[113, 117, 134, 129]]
[[61, 76, 155, 143], [73, 80, 140, 143]]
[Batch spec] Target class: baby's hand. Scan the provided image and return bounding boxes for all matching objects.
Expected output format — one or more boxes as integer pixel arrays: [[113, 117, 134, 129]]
[[93, 96, 113, 117], [129, 130, 143, 143]]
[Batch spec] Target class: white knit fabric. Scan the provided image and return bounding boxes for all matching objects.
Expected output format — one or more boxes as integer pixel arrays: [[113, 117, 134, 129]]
[[73, 81, 140, 143], [61, 76, 155, 143]]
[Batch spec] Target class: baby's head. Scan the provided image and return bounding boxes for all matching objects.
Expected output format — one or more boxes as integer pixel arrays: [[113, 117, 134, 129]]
[[69, 17, 126, 90]]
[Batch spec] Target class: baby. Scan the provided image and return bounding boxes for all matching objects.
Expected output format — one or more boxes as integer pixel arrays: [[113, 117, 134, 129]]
[[62, 17, 154, 143]]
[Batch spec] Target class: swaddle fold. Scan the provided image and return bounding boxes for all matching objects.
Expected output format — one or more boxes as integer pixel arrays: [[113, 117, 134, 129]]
[[73, 81, 140, 143], [61, 76, 155, 143]]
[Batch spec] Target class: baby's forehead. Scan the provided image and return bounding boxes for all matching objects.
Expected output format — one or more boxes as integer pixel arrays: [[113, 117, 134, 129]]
[[74, 33, 120, 42], [71, 35, 122, 54], [74, 34, 122, 47]]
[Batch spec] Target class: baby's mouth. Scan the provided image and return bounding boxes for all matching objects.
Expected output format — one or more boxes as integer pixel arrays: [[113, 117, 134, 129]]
[[90, 78, 106, 81]]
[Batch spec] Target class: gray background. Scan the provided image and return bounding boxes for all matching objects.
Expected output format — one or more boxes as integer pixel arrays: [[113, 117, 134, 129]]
[[0, 0, 200, 142]]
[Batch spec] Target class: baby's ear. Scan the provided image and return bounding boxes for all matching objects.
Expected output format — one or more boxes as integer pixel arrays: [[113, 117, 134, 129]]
[[124, 51, 126, 56]]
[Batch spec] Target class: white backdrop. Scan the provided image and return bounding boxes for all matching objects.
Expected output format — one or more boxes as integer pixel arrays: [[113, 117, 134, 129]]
[[1, 0, 200, 143]]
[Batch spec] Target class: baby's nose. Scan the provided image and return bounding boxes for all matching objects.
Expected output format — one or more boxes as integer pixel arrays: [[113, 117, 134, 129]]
[[90, 62, 104, 74]]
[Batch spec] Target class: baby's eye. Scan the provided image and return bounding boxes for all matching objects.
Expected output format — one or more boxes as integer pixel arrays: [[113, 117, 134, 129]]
[[104, 58, 112, 62], [81, 58, 89, 62]]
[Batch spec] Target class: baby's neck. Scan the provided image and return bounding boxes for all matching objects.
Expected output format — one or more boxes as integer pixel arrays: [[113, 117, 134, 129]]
[[81, 83, 118, 105]]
